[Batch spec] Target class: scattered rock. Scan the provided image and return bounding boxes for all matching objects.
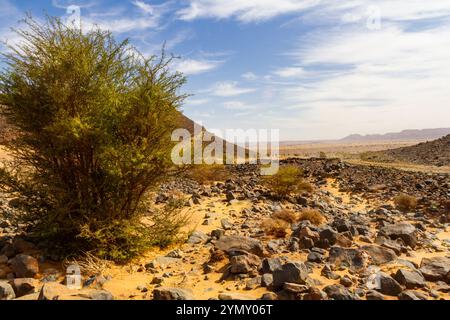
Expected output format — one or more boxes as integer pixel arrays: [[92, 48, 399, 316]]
[[10, 254, 39, 278], [215, 235, 264, 257], [328, 247, 369, 272], [0, 281, 16, 300], [272, 262, 310, 290], [419, 256, 450, 282], [394, 269, 426, 289], [380, 223, 417, 248], [153, 287, 194, 300], [361, 245, 397, 265]]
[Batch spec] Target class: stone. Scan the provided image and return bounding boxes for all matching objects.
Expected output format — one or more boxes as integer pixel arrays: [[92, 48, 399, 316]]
[[319, 227, 338, 246], [245, 276, 261, 290], [38, 283, 77, 300], [261, 258, 283, 274], [226, 191, 237, 202], [321, 264, 340, 280], [328, 246, 369, 272], [303, 287, 325, 300], [272, 262, 310, 290], [10, 254, 39, 278], [0, 255, 8, 264], [219, 292, 253, 300], [10, 278, 40, 297], [366, 290, 385, 300], [307, 252, 325, 263], [398, 291, 423, 300], [221, 219, 233, 230], [419, 256, 450, 282], [340, 276, 353, 288], [261, 274, 273, 287], [187, 231, 208, 244], [323, 284, 358, 300], [380, 223, 417, 248], [153, 287, 194, 300], [394, 269, 425, 289], [76, 289, 114, 300], [260, 292, 278, 300], [230, 253, 261, 274], [377, 272, 403, 296], [361, 245, 397, 265], [215, 235, 264, 257], [0, 281, 16, 300]]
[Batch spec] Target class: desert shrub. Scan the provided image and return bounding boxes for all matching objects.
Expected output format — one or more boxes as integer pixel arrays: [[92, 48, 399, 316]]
[[298, 209, 326, 226], [394, 194, 418, 212], [264, 165, 313, 198], [261, 218, 289, 238], [319, 152, 327, 159], [272, 209, 298, 224], [186, 164, 229, 185], [0, 16, 188, 262]]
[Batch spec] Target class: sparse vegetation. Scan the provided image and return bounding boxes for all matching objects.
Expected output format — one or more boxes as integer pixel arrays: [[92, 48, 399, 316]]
[[394, 194, 418, 212], [261, 218, 290, 238], [264, 165, 313, 198], [0, 16, 188, 262], [298, 209, 326, 226], [186, 164, 229, 185], [272, 209, 298, 224]]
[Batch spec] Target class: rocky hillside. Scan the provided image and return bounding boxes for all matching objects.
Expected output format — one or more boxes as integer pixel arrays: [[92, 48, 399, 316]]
[[363, 135, 450, 167], [1, 159, 449, 300]]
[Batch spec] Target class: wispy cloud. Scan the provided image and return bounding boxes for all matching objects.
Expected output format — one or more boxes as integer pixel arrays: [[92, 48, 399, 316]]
[[177, 0, 321, 23], [174, 58, 222, 75], [223, 100, 257, 110], [241, 72, 258, 80], [209, 81, 256, 97]]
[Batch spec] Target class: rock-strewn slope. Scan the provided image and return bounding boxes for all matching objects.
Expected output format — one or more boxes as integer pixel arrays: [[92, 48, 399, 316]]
[[364, 135, 450, 167], [1, 159, 450, 300]]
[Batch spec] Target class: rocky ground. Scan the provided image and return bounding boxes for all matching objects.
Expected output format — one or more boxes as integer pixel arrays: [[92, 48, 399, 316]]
[[363, 134, 450, 167], [1, 159, 449, 300]]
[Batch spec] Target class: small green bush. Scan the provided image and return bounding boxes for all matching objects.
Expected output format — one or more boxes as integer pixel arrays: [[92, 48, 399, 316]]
[[264, 165, 313, 198], [0, 16, 188, 262]]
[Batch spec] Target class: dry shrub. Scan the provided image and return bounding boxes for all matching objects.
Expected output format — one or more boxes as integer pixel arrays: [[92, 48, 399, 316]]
[[298, 209, 326, 226], [63, 252, 112, 276], [261, 218, 290, 238], [186, 164, 229, 185], [264, 165, 313, 198], [272, 209, 298, 224], [394, 194, 418, 212]]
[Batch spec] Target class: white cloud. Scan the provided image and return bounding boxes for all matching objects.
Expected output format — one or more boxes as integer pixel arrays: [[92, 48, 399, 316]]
[[177, 0, 321, 22], [210, 81, 256, 97], [223, 101, 257, 110], [273, 66, 307, 78], [242, 72, 258, 80], [132, 0, 154, 14], [277, 20, 450, 138], [174, 59, 222, 75], [186, 98, 210, 106]]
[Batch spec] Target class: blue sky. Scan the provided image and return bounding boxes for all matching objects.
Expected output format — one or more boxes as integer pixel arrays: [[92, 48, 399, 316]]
[[1, 0, 450, 140]]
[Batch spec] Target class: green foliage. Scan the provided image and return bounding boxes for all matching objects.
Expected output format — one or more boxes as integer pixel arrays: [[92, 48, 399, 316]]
[[0, 16, 188, 262], [264, 165, 313, 198]]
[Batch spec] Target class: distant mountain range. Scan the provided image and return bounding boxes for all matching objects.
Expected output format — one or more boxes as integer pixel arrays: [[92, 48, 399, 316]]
[[338, 128, 450, 143]]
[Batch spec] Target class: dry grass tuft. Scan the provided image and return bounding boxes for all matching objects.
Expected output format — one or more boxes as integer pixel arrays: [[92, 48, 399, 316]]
[[63, 251, 112, 276], [272, 209, 298, 224], [186, 164, 229, 185], [261, 218, 290, 238], [394, 194, 418, 212], [298, 209, 326, 226]]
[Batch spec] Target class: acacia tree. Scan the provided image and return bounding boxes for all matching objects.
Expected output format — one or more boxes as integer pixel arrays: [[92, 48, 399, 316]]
[[0, 16, 188, 261]]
